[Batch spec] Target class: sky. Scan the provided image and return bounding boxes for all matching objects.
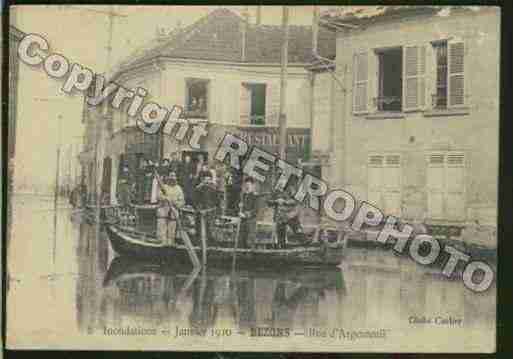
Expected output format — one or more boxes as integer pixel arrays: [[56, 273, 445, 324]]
[[10, 5, 334, 193]]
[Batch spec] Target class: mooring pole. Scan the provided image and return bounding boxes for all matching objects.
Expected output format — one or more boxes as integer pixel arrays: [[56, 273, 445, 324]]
[[200, 211, 208, 267]]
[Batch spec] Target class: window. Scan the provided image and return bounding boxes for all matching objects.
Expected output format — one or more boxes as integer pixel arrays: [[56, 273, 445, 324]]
[[186, 79, 209, 118], [241, 83, 266, 125], [432, 40, 465, 108], [354, 39, 463, 116], [376, 48, 403, 112], [433, 41, 448, 109]]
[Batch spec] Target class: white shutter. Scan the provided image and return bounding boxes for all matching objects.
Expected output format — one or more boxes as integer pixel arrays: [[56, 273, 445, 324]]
[[240, 84, 251, 125], [368, 154, 383, 209], [353, 52, 369, 114], [425, 44, 436, 110], [448, 41, 465, 107], [445, 153, 465, 220], [427, 152, 465, 221], [419, 46, 426, 108], [427, 153, 445, 219], [403, 45, 426, 111], [368, 51, 378, 113], [265, 81, 279, 126], [383, 154, 402, 217]]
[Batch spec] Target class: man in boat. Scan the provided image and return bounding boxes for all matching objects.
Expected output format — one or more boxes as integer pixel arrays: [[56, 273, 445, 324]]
[[239, 177, 258, 249], [192, 172, 219, 242], [168, 152, 180, 176], [225, 168, 242, 217], [117, 178, 134, 210], [214, 162, 227, 213], [79, 183, 88, 209], [193, 171, 219, 210], [157, 171, 185, 247], [271, 187, 306, 249]]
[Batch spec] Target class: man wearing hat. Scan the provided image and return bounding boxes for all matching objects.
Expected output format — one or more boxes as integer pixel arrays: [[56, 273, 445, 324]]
[[157, 171, 185, 246], [117, 178, 133, 209], [192, 170, 221, 242], [239, 177, 258, 249], [271, 186, 305, 249]]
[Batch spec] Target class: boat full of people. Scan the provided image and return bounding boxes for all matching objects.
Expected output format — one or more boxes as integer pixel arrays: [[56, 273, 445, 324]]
[[95, 153, 346, 268]]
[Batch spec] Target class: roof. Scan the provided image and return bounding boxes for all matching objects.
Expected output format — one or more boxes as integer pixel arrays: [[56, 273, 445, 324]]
[[321, 6, 484, 27], [114, 8, 335, 76]]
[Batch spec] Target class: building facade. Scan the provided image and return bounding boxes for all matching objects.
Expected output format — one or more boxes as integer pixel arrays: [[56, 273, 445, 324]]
[[324, 7, 500, 229], [81, 8, 335, 205]]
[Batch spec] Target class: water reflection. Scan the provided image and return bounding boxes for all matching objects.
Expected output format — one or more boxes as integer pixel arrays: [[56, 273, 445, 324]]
[[82, 255, 346, 333]]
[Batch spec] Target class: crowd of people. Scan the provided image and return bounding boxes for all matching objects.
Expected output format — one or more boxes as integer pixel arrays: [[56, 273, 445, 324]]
[[152, 152, 307, 249], [152, 152, 245, 247], [72, 150, 307, 249]]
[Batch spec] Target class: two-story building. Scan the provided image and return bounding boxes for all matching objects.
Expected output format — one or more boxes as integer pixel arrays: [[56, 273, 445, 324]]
[[81, 8, 335, 204], [321, 6, 499, 232]]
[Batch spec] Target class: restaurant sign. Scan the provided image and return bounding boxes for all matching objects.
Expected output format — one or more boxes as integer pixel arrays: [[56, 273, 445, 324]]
[[233, 126, 311, 162]]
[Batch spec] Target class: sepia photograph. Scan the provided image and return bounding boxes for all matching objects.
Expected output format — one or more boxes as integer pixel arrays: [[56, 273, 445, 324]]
[[5, 5, 499, 352]]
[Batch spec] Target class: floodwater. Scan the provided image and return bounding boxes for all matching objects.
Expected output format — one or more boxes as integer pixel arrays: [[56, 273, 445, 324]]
[[6, 194, 496, 352]]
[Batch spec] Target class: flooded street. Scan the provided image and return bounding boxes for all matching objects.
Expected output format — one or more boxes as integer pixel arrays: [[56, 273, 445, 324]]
[[7, 194, 496, 351]]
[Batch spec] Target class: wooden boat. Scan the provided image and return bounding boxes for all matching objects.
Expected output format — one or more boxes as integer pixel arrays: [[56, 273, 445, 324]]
[[84, 204, 120, 225], [105, 220, 346, 268]]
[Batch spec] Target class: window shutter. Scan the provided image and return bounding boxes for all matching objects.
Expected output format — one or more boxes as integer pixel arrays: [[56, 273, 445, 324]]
[[383, 154, 402, 217], [368, 154, 383, 208], [419, 46, 426, 108], [368, 52, 378, 113], [425, 44, 435, 110], [240, 84, 251, 125], [427, 153, 445, 219], [448, 41, 465, 107], [403, 45, 426, 111], [353, 52, 368, 114], [385, 154, 401, 167], [445, 152, 465, 220], [265, 82, 279, 126], [368, 154, 384, 167]]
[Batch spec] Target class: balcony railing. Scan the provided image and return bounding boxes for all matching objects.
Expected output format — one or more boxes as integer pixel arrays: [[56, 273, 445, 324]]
[[183, 105, 208, 119], [240, 115, 267, 126], [373, 96, 402, 112], [431, 94, 447, 109]]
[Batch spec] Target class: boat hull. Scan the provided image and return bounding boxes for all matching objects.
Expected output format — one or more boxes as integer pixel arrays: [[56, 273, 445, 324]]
[[105, 224, 344, 268]]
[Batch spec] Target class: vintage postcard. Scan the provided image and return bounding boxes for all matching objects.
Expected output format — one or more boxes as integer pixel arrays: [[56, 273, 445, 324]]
[[6, 5, 498, 352]]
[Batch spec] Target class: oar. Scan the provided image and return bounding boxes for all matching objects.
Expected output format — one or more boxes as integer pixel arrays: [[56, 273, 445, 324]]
[[231, 216, 241, 273], [177, 265, 201, 300]]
